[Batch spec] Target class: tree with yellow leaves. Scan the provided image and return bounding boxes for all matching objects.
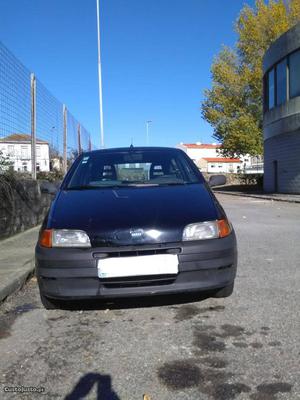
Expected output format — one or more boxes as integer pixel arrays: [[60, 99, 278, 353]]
[[202, 0, 300, 157]]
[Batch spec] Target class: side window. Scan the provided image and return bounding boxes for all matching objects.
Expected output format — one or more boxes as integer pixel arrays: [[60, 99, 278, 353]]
[[289, 50, 300, 99], [268, 68, 275, 109], [276, 59, 287, 106]]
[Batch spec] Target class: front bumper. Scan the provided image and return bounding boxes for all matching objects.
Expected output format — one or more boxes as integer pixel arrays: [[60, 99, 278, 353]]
[[36, 233, 237, 300]]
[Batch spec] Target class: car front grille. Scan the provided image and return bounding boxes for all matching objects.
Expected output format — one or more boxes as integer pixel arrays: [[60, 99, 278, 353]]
[[93, 247, 181, 259], [93, 247, 180, 289], [101, 274, 177, 289]]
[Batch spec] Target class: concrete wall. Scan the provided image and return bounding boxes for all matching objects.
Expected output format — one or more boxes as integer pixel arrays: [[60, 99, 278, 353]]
[[263, 23, 300, 193], [0, 178, 53, 240], [264, 130, 300, 194], [263, 23, 300, 72]]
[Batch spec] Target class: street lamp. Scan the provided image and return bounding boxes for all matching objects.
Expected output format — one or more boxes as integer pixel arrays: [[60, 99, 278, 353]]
[[146, 120, 152, 146], [96, 0, 104, 148]]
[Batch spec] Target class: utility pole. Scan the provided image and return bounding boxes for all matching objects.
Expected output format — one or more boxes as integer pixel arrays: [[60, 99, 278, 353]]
[[77, 123, 82, 154], [30, 73, 36, 179], [146, 120, 152, 146], [63, 104, 67, 174], [96, 0, 104, 148]]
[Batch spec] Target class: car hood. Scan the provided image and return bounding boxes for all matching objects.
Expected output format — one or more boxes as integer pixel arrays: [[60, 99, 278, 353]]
[[48, 184, 221, 246]]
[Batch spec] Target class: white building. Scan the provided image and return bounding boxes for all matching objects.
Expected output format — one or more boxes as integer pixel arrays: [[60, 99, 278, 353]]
[[177, 142, 222, 162], [0, 134, 50, 172], [176, 142, 242, 173], [176, 142, 263, 174], [203, 157, 242, 173]]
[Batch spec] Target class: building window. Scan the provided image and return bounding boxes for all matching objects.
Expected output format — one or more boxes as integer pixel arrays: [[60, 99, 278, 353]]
[[21, 145, 29, 159], [289, 50, 300, 99], [211, 164, 215, 168], [36, 145, 41, 158], [276, 59, 287, 105], [8, 145, 14, 156], [268, 68, 275, 109]]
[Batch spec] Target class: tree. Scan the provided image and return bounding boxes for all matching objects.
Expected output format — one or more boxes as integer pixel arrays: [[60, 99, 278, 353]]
[[202, 0, 300, 157], [0, 150, 13, 172]]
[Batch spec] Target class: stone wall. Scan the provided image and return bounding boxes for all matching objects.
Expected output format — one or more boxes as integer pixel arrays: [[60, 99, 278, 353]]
[[201, 172, 244, 186], [0, 176, 53, 240]]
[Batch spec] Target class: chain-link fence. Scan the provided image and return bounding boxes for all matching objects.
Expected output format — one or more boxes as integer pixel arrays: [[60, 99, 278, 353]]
[[0, 40, 95, 178]]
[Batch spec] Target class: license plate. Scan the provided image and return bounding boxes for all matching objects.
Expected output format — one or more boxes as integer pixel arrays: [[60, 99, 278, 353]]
[[97, 254, 178, 278]]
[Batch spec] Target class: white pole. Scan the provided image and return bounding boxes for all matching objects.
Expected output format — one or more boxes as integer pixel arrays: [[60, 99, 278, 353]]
[[146, 122, 149, 146], [30, 73, 36, 179], [146, 120, 152, 146], [96, 0, 104, 148]]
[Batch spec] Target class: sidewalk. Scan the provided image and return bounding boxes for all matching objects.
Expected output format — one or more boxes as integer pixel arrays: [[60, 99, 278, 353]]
[[0, 226, 40, 302], [214, 187, 300, 203]]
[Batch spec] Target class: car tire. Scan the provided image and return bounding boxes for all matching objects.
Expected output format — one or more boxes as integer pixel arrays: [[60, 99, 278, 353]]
[[40, 292, 60, 310], [213, 282, 234, 298]]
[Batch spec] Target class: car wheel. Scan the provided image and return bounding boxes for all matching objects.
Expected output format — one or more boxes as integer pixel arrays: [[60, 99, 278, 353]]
[[213, 282, 234, 298], [40, 292, 60, 310]]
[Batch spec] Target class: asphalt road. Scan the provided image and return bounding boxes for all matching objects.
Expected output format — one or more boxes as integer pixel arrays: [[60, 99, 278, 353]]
[[0, 194, 299, 400]]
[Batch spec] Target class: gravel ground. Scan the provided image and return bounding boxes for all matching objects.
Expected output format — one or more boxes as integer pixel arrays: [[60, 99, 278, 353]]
[[0, 194, 299, 400]]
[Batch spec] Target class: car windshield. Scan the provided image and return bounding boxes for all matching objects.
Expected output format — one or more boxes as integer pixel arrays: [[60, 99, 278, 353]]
[[66, 149, 202, 189]]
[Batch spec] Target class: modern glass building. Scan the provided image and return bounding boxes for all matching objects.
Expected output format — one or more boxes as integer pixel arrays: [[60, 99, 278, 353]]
[[263, 22, 300, 193]]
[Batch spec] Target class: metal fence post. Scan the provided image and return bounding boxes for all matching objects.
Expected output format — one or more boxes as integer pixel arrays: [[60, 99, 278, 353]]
[[63, 104, 67, 174], [30, 73, 37, 179], [77, 123, 82, 154]]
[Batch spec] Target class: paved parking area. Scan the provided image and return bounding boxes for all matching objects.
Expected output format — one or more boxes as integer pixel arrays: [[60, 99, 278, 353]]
[[0, 194, 299, 400]]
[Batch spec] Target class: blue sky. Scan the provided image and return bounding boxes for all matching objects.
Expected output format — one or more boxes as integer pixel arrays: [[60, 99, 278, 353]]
[[0, 0, 255, 149]]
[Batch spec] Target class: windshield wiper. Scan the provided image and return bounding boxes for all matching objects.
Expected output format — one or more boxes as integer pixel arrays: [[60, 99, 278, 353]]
[[66, 181, 188, 190], [66, 185, 103, 190], [67, 183, 140, 190], [156, 181, 186, 186]]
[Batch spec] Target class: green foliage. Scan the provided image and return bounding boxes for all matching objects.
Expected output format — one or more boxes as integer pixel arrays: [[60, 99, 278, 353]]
[[37, 170, 65, 182], [202, 0, 300, 157], [0, 150, 13, 171]]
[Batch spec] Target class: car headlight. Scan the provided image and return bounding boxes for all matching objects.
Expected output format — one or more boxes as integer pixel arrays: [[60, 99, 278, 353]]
[[39, 229, 91, 248], [182, 219, 231, 241]]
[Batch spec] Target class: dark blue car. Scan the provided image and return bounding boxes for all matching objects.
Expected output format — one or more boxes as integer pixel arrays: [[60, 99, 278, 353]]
[[36, 147, 237, 309]]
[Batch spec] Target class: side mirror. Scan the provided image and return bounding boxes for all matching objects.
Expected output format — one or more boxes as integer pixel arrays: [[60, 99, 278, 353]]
[[40, 181, 58, 195], [208, 175, 227, 187]]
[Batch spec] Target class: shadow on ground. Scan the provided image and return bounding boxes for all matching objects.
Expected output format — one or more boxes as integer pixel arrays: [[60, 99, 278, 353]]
[[51, 292, 213, 311], [213, 184, 262, 193], [65, 373, 120, 400]]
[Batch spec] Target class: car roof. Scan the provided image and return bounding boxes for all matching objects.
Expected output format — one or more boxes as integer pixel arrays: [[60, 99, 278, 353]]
[[82, 146, 184, 156]]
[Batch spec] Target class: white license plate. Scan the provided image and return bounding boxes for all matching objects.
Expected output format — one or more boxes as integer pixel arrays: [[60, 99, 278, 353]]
[[97, 254, 178, 278]]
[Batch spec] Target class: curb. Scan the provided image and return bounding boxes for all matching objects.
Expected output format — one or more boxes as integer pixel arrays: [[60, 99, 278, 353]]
[[0, 226, 40, 303], [214, 190, 300, 204], [0, 225, 40, 244], [0, 259, 35, 303]]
